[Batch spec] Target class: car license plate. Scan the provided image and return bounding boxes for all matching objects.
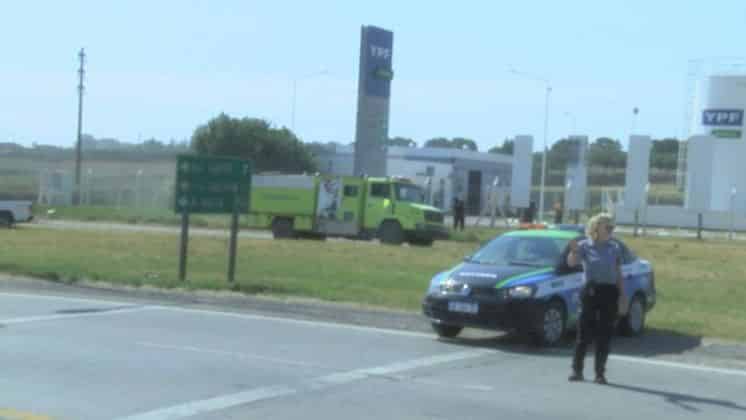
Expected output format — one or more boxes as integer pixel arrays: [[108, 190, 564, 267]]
[[448, 301, 479, 314]]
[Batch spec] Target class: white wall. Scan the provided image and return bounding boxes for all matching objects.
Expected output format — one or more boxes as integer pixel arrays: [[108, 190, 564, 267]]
[[564, 136, 588, 211], [693, 75, 746, 141], [388, 145, 512, 165], [624, 135, 652, 210], [386, 158, 453, 208], [685, 76, 746, 212], [319, 153, 354, 176], [511, 135, 533, 208]]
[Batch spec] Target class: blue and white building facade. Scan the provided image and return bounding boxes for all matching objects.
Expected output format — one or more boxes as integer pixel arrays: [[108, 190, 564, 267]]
[[313, 145, 513, 214]]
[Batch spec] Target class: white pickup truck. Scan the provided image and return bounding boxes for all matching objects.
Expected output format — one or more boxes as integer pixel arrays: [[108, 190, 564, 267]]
[[0, 201, 34, 227]]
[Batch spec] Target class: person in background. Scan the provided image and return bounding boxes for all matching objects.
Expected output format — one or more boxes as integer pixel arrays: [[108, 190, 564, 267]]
[[566, 213, 626, 385], [452, 197, 466, 231], [553, 201, 564, 224], [521, 201, 537, 224]]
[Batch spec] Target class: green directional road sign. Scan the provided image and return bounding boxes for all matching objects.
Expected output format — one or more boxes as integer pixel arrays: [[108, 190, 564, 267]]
[[174, 155, 252, 214]]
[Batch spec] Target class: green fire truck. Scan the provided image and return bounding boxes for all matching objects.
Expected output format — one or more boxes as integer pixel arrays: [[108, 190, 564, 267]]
[[249, 175, 448, 246]]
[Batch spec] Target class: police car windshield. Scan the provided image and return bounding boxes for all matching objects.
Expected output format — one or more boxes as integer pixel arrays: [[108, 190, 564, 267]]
[[470, 236, 568, 267], [394, 184, 425, 203]]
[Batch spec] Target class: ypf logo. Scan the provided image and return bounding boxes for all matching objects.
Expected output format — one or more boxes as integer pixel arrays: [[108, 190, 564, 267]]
[[370, 45, 391, 60], [702, 109, 743, 126]]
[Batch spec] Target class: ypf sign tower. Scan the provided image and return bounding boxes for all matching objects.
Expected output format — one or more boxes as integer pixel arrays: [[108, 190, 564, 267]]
[[353, 25, 394, 177]]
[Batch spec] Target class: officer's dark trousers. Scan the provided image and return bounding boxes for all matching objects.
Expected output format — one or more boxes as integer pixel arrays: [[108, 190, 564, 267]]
[[454, 213, 465, 231], [572, 284, 619, 376]]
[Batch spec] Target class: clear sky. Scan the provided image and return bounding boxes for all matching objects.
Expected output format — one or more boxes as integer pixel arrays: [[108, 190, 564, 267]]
[[2, 0, 744, 151]]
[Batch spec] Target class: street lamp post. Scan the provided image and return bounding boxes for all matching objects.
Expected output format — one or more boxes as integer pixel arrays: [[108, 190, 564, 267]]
[[509, 67, 551, 222], [643, 182, 650, 236], [631, 107, 640, 135], [291, 69, 328, 134]]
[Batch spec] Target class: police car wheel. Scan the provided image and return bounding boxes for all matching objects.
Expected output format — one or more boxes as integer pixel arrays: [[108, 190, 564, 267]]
[[431, 323, 463, 338], [532, 300, 566, 347], [620, 294, 646, 337]]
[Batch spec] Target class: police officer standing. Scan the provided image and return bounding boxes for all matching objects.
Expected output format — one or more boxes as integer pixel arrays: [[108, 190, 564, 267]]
[[566, 213, 626, 384]]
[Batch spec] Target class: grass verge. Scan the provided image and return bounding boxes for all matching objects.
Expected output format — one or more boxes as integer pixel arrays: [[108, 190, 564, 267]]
[[1, 226, 745, 342]]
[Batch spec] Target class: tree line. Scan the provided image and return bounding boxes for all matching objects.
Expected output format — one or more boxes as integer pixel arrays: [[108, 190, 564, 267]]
[[3, 113, 681, 179], [189, 115, 682, 180]]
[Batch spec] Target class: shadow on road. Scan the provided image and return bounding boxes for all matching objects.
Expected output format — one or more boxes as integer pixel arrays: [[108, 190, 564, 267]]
[[607, 382, 746, 413], [439, 327, 703, 359]]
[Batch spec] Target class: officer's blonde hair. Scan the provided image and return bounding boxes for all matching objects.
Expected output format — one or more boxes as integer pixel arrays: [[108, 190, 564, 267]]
[[586, 213, 614, 241]]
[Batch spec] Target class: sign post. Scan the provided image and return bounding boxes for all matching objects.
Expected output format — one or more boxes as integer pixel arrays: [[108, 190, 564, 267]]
[[353, 25, 394, 177], [174, 155, 252, 282], [228, 195, 240, 283], [178, 211, 190, 282]]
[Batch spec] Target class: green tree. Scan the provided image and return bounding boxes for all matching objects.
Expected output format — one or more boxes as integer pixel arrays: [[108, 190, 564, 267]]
[[191, 113, 317, 173], [650, 138, 679, 170], [424, 137, 478, 151], [387, 136, 417, 147], [424, 137, 452, 149], [489, 139, 514, 155], [589, 137, 625, 168], [452, 137, 478, 151], [546, 138, 581, 170]]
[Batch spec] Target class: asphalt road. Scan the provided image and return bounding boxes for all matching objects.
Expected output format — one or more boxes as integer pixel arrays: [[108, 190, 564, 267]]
[[0, 282, 744, 419]]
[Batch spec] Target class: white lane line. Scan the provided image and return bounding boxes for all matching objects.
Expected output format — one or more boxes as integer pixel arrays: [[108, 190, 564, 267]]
[[114, 349, 491, 420], [137, 342, 336, 371], [309, 349, 494, 389], [409, 378, 494, 392], [0, 291, 432, 339], [0, 306, 157, 325], [362, 349, 494, 377], [155, 305, 434, 339], [611, 355, 746, 377], [115, 385, 297, 420]]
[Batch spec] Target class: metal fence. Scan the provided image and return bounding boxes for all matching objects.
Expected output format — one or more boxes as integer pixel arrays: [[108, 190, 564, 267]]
[[1, 153, 684, 226], [1, 156, 177, 209]]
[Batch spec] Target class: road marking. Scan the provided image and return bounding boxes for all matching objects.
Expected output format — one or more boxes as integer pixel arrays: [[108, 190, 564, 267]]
[[408, 378, 494, 392], [308, 349, 494, 388], [114, 385, 297, 420], [0, 306, 156, 325], [137, 342, 336, 371], [0, 292, 432, 339], [114, 349, 492, 420], [155, 305, 434, 339], [611, 354, 746, 377], [3, 291, 746, 378]]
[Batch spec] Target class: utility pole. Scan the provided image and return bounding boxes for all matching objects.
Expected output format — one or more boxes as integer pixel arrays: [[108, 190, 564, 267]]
[[75, 48, 86, 205]]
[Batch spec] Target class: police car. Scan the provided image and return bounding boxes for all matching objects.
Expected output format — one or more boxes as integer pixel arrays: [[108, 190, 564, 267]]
[[422, 229, 656, 346]]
